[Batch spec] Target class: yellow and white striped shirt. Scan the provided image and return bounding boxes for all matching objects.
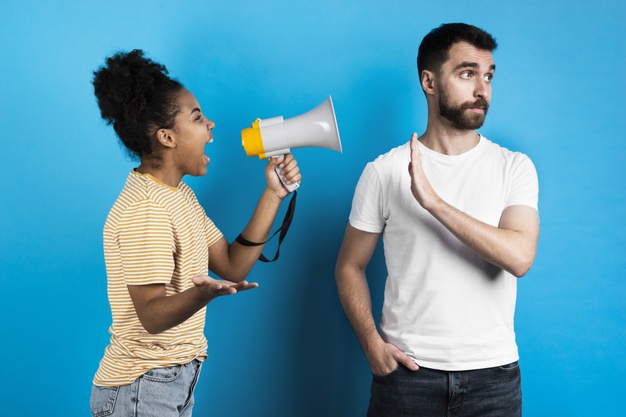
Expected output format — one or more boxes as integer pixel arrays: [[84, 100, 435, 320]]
[[94, 170, 223, 386]]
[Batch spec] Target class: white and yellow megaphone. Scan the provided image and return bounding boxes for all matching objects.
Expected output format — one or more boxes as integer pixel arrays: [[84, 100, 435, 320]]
[[241, 96, 342, 192]]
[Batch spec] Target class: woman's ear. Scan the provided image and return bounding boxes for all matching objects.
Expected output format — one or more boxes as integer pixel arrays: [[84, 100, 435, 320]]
[[155, 128, 176, 149]]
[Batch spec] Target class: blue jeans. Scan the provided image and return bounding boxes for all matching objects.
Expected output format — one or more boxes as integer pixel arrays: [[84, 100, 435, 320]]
[[90, 359, 203, 417], [368, 362, 522, 417]]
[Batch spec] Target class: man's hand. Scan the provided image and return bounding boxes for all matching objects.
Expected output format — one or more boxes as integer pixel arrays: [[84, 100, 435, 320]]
[[366, 338, 419, 376], [408, 132, 439, 210], [407, 133, 539, 277], [191, 275, 258, 299]]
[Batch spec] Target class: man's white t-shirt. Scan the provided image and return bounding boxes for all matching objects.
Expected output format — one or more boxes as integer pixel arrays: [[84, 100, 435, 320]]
[[349, 136, 538, 371]]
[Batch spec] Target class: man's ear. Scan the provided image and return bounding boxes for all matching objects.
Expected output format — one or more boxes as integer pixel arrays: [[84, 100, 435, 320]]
[[155, 128, 176, 149], [421, 70, 436, 96]]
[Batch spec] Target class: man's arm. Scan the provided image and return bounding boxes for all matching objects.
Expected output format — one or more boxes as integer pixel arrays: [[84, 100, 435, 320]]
[[335, 224, 419, 374], [408, 133, 539, 277]]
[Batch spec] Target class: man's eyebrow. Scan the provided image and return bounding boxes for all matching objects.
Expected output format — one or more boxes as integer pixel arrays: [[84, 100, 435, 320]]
[[453, 61, 478, 71], [453, 61, 496, 72]]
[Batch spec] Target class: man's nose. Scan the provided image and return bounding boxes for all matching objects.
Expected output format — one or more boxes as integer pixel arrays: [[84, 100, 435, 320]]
[[475, 79, 490, 99]]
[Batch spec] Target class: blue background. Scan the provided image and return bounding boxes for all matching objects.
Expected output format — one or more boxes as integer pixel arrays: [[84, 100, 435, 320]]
[[1, 1, 624, 416]]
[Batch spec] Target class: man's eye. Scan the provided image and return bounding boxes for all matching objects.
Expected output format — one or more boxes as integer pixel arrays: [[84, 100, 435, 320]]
[[460, 71, 471, 79], [484, 74, 493, 82]]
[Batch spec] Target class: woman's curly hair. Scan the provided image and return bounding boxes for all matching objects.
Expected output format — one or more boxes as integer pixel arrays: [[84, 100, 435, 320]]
[[92, 49, 183, 160]]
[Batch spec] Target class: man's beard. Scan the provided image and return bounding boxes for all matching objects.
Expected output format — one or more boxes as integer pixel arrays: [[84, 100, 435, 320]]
[[438, 90, 489, 130]]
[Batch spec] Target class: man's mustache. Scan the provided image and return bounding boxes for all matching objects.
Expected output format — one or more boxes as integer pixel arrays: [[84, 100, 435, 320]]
[[462, 98, 489, 112]]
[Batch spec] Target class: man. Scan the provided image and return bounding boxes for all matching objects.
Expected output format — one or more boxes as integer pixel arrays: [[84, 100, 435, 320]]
[[335, 23, 539, 417]]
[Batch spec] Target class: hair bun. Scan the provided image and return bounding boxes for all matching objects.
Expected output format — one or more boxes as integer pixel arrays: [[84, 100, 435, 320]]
[[93, 49, 168, 125], [92, 49, 183, 160]]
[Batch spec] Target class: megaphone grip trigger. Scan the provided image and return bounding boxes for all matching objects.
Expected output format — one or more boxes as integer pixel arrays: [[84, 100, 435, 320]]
[[275, 165, 300, 193]]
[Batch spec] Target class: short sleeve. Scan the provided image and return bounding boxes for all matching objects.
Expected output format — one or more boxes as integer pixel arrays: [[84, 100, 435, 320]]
[[349, 162, 386, 233], [204, 216, 223, 247], [118, 199, 175, 285], [179, 182, 224, 248], [505, 155, 539, 211]]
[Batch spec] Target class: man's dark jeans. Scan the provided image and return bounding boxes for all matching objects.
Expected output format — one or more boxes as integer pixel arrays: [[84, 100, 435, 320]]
[[367, 362, 522, 417]]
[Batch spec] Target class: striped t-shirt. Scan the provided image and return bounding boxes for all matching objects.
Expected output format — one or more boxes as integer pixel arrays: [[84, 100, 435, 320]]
[[93, 170, 223, 386]]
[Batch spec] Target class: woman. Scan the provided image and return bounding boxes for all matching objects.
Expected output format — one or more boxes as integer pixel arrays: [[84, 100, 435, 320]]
[[89, 49, 301, 416]]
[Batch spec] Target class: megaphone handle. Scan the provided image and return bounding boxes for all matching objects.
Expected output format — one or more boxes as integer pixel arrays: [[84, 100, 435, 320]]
[[273, 156, 300, 193]]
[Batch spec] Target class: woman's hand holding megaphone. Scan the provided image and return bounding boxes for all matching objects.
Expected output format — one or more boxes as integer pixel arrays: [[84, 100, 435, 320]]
[[265, 153, 301, 198]]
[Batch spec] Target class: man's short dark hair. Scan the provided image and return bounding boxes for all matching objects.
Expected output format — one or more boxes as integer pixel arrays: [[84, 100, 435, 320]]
[[417, 23, 497, 78]]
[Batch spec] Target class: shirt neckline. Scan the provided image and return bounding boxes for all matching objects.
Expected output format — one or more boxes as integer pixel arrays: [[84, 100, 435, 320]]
[[132, 169, 180, 191], [417, 134, 485, 163]]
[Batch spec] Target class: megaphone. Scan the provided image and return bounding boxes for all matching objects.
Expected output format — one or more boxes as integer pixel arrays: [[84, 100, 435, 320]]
[[241, 96, 342, 192]]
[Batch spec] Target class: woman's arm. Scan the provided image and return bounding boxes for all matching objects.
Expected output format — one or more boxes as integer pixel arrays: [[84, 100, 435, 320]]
[[127, 277, 257, 334], [208, 153, 301, 282]]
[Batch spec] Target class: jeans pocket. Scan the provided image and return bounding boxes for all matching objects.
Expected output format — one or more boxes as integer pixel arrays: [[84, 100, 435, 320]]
[[372, 364, 401, 379], [142, 364, 184, 382], [182, 361, 203, 412], [498, 361, 519, 371], [90, 385, 119, 417]]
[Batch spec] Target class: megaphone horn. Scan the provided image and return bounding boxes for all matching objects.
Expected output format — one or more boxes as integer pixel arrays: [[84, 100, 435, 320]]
[[241, 96, 342, 192]]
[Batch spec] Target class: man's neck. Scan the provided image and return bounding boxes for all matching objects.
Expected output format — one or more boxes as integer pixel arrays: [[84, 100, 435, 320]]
[[419, 121, 480, 156]]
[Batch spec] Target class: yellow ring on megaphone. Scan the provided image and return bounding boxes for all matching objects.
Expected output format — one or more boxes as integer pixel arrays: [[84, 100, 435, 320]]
[[241, 119, 265, 158]]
